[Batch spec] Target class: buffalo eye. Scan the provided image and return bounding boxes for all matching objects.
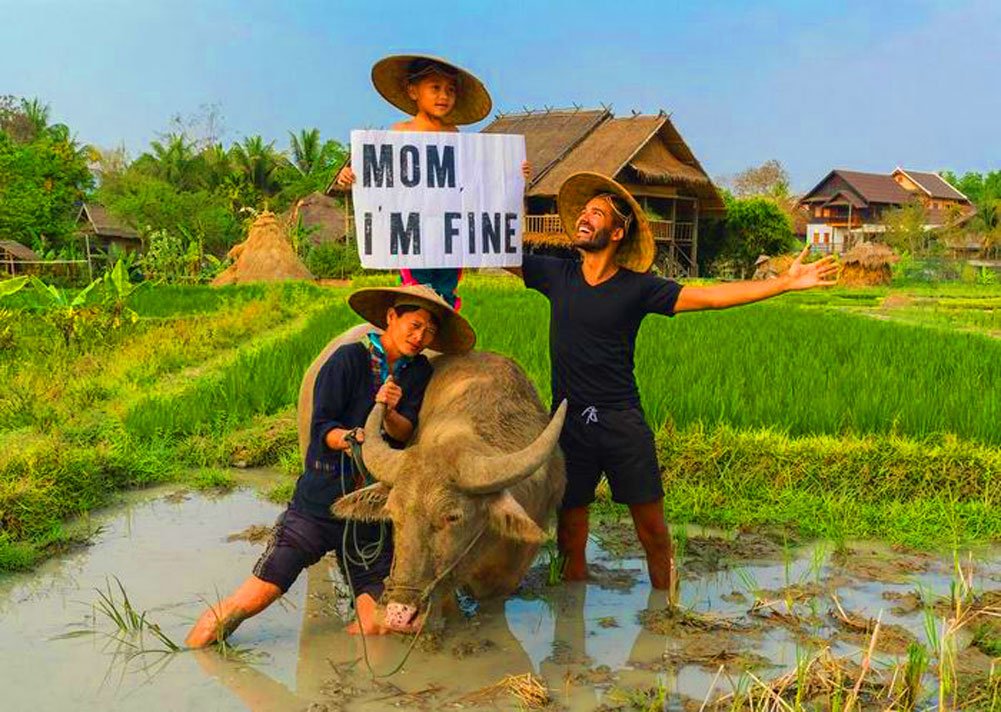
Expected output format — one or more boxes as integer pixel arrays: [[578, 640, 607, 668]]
[[444, 512, 463, 525]]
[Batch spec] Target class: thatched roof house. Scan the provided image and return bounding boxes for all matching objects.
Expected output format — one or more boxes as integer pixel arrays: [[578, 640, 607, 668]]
[[481, 108, 725, 276], [286, 192, 348, 246], [76, 203, 142, 254], [212, 211, 313, 286], [1, 240, 39, 276], [840, 242, 899, 286]]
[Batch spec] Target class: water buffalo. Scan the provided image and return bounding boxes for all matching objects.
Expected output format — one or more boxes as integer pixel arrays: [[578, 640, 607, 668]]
[[298, 331, 566, 631]]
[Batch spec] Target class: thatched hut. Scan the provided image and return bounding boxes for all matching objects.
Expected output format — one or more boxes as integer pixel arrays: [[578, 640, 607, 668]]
[[1, 240, 39, 276], [840, 242, 898, 286], [481, 108, 726, 277], [286, 192, 348, 246], [212, 211, 313, 286], [76, 203, 142, 254]]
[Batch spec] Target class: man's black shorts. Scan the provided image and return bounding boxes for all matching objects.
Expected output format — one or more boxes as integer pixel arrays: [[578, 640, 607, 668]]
[[558, 404, 663, 509], [253, 506, 391, 599]]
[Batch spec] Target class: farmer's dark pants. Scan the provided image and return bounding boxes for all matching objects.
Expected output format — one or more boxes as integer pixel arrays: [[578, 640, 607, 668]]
[[253, 506, 392, 600], [559, 404, 663, 509]]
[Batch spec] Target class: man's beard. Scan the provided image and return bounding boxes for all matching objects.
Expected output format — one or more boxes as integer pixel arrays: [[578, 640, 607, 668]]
[[574, 225, 612, 252]]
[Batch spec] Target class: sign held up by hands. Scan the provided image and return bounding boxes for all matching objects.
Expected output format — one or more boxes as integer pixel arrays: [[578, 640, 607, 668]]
[[350, 130, 526, 269]]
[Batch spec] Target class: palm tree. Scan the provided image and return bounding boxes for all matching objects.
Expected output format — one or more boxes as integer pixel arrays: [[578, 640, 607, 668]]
[[289, 128, 322, 175], [20, 97, 50, 140], [148, 133, 201, 190], [230, 135, 283, 195]]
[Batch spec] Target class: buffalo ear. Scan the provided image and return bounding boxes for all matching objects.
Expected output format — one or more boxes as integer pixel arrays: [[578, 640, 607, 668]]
[[331, 482, 392, 521], [487, 491, 544, 544]]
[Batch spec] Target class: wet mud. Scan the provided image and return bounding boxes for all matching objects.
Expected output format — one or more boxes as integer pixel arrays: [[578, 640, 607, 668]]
[[2, 482, 1000, 710]]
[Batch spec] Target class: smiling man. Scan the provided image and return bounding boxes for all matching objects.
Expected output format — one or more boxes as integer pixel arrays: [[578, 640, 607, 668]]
[[509, 172, 838, 591], [186, 284, 475, 646]]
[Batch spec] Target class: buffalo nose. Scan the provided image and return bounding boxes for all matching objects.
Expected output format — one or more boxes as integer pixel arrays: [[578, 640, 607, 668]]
[[385, 602, 418, 631]]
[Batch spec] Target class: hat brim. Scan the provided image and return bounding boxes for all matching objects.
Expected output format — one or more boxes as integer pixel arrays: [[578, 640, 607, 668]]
[[347, 285, 476, 354], [557, 172, 656, 273], [371, 54, 493, 126]]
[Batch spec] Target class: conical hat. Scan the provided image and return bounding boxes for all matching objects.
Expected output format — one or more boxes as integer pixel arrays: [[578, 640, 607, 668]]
[[371, 54, 492, 126], [557, 172, 656, 273], [348, 283, 475, 354]]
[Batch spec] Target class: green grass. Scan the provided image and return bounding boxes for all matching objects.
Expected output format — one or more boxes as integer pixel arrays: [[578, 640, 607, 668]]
[[652, 422, 1001, 549], [462, 280, 1001, 446], [2, 277, 1000, 570]]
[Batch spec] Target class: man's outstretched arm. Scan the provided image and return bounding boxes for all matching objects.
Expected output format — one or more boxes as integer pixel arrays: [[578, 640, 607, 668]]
[[674, 247, 838, 313]]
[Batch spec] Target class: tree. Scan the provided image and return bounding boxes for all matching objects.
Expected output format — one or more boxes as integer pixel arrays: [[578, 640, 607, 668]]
[[882, 200, 929, 255], [728, 159, 791, 200], [145, 133, 203, 191], [718, 195, 797, 277], [0, 100, 94, 251], [230, 135, 284, 197], [941, 170, 1001, 208], [289, 128, 322, 175]]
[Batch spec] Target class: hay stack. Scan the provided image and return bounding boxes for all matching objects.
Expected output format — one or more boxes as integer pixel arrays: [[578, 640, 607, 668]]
[[840, 242, 898, 286], [212, 211, 314, 286], [752, 254, 794, 280]]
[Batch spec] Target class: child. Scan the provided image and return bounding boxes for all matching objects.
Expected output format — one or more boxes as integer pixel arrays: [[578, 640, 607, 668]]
[[336, 54, 530, 310]]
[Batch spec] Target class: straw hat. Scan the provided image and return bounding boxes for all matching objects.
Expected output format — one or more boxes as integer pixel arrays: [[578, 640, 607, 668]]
[[557, 172, 656, 273], [371, 54, 492, 126], [348, 283, 476, 354]]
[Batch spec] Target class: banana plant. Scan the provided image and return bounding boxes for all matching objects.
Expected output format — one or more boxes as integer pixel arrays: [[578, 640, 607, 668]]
[[0, 275, 28, 299], [0, 276, 28, 350], [29, 276, 100, 347], [101, 258, 143, 328]]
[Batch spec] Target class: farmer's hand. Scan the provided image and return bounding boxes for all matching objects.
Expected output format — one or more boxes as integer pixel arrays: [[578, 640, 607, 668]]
[[375, 377, 403, 412], [521, 160, 532, 180], [785, 246, 839, 291], [341, 427, 364, 449], [335, 165, 356, 187]]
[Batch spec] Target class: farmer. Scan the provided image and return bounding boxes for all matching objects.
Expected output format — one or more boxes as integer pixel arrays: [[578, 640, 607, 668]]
[[185, 284, 475, 646], [335, 54, 530, 309], [509, 172, 838, 591]]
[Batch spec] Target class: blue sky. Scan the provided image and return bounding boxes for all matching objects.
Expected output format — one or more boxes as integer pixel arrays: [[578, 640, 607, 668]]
[[2, 0, 998, 190]]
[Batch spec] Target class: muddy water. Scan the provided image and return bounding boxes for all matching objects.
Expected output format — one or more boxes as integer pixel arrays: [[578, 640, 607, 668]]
[[2, 482, 999, 711]]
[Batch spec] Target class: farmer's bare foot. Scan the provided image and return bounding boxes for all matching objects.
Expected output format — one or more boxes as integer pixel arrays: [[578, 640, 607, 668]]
[[346, 593, 392, 635], [186, 604, 248, 648], [185, 576, 282, 648]]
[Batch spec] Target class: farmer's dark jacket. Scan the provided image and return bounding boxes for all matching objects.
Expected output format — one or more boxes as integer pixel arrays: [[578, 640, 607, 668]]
[[291, 342, 433, 519]]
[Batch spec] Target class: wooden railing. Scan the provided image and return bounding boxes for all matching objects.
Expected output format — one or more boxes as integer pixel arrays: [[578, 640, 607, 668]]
[[524, 214, 564, 234], [525, 214, 696, 244], [650, 220, 695, 243]]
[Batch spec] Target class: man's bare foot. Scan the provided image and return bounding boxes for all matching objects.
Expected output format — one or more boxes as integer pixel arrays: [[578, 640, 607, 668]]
[[561, 562, 590, 582], [346, 593, 392, 636]]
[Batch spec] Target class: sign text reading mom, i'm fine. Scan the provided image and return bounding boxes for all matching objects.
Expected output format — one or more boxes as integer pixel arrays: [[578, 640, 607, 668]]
[[350, 130, 526, 269]]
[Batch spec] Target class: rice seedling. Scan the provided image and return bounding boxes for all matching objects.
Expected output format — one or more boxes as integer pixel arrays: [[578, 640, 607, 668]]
[[671, 522, 689, 567], [93, 577, 181, 653], [540, 536, 566, 587]]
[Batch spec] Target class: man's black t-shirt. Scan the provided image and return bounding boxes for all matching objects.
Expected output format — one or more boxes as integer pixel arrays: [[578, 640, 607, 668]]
[[522, 254, 682, 409]]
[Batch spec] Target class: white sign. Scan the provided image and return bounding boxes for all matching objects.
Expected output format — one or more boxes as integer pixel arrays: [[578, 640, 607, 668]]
[[350, 130, 526, 269]]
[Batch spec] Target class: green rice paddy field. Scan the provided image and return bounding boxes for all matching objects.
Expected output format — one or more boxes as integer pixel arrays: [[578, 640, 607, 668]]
[[2, 276, 1000, 568]]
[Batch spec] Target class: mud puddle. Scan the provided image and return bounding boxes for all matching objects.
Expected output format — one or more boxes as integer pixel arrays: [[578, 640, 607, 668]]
[[2, 483, 1000, 710]]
